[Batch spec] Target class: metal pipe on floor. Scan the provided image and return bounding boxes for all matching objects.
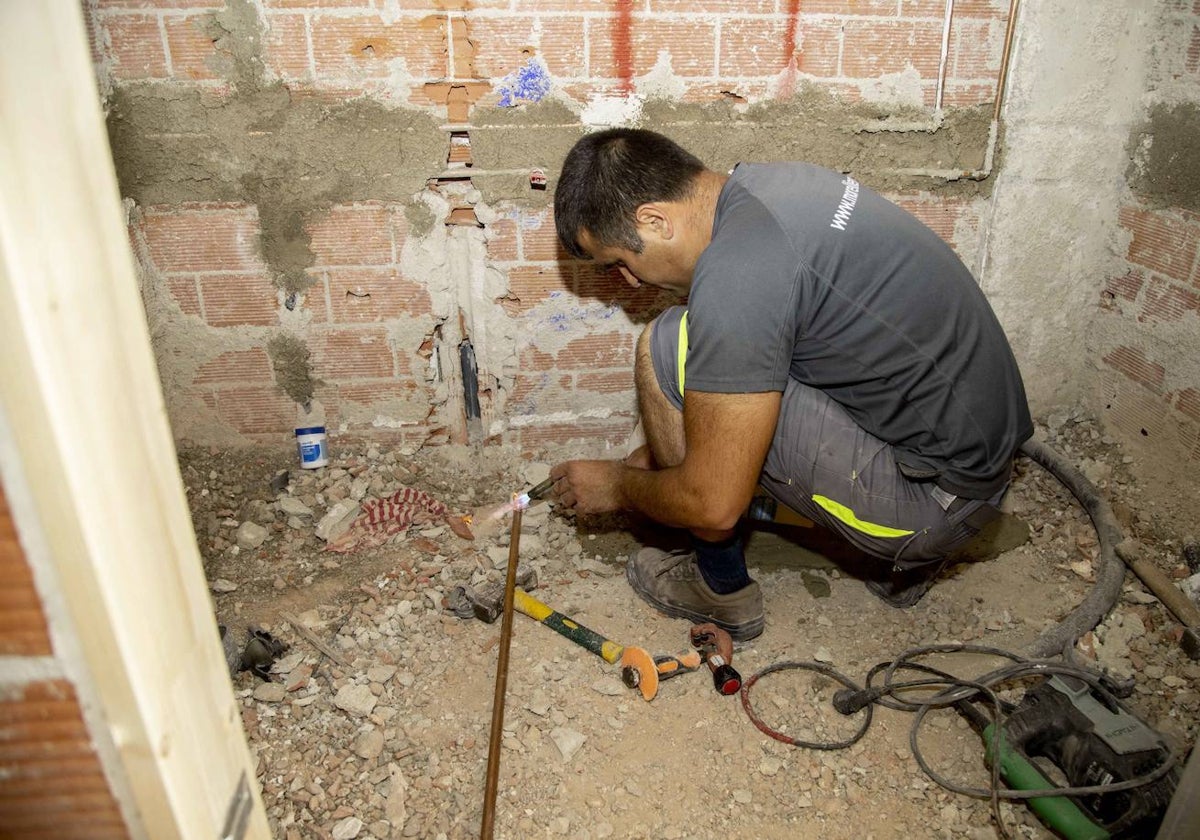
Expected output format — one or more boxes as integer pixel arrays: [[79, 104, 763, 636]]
[[480, 504, 523, 839]]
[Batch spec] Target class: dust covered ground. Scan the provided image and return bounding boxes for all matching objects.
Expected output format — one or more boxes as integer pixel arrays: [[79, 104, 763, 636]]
[[183, 412, 1199, 840]]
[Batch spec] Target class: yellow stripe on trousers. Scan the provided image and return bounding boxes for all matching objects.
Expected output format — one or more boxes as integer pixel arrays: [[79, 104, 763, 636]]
[[678, 311, 688, 397], [678, 312, 907, 540], [812, 494, 915, 538]]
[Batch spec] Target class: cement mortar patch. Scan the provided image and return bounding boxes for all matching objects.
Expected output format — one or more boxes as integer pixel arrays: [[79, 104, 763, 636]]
[[469, 90, 996, 204], [1127, 102, 1200, 213]]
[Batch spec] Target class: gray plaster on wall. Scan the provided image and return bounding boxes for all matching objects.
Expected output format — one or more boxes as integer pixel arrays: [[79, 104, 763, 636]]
[[980, 0, 1157, 410]]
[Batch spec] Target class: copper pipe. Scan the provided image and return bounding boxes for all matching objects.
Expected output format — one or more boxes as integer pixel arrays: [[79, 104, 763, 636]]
[[935, 0, 955, 111], [993, 0, 1021, 122], [480, 504, 523, 839]]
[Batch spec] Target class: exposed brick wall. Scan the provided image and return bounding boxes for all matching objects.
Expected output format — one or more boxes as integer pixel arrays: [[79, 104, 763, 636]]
[[1095, 1, 1200, 469], [89, 0, 1011, 107], [0, 484, 129, 838], [89, 0, 1013, 451], [1100, 202, 1200, 463]]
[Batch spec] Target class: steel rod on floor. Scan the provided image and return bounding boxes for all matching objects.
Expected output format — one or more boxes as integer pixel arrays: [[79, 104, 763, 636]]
[[480, 504, 523, 839]]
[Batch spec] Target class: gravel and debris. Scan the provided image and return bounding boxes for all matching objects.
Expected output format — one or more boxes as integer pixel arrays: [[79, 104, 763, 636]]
[[182, 412, 1198, 839]]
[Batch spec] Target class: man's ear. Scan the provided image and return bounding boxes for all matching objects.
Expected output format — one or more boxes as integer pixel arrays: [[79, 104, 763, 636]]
[[634, 203, 674, 241]]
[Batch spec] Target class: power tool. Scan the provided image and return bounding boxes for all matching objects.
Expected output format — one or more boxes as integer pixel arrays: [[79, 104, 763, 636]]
[[957, 674, 1179, 839]]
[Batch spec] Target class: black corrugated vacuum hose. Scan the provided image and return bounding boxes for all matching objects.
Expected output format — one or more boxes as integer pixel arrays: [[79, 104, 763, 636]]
[[1020, 436, 1127, 659]]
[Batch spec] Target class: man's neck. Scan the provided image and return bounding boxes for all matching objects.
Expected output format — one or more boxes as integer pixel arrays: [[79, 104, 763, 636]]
[[687, 169, 729, 249]]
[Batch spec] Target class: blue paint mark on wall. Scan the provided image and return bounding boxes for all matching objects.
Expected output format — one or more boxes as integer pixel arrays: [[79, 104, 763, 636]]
[[497, 59, 552, 107]]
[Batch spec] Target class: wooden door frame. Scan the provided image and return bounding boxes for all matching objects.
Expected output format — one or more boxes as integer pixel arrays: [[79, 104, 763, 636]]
[[0, 3, 269, 837]]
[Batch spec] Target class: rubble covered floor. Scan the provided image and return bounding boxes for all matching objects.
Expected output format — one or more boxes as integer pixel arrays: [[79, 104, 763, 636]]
[[182, 415, 1200, 840]]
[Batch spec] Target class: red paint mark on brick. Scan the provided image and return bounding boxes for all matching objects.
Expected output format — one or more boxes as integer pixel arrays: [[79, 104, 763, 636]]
[[779, 0, 802, 99], [1102, 345, 1165, 392], [613, 0, 635, 93]]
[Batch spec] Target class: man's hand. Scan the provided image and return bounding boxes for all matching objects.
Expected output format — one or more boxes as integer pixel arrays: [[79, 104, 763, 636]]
[[549, 459, 626, 514]]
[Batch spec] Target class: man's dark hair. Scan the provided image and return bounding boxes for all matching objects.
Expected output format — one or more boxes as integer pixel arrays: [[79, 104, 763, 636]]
[[554, 129, 706, 259]]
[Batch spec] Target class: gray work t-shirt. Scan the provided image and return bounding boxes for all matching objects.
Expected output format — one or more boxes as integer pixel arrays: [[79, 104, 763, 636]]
[[685, 162, 1032, 498]]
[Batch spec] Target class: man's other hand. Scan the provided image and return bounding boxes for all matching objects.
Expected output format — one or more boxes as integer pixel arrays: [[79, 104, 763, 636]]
[[549, 459, 626, 514]]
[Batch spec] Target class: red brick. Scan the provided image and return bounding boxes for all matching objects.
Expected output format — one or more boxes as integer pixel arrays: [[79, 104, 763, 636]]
[[803, 1, 901, 14], [952, 20, 1003, 78], [517, 418, 635, 449], [942, 82, 998, 108], [843, 19, 943, 78], [1187, 24, 1199, 75], [676, 82, 773, 104], [940, 1, 1011, 18], [102, 14, 168, 79], [310, 14, 447, 80], [325, 268, 432, 322], [194, 349, 274, 385], [558, 333, 634, 368], [1102, 346, 1165, 391], [588, 18, 716, 79], [1101, 375, 1169, 443], [308, 205, 396, 266], [300, 276, 330, 323], [313, 328, 396, 380], [200, 273, 280, 327], [1139, 278, 1200, 323], [166, 277, 202, 316], [141, 207, 266, 273], [466, 16, 586, 78], [501, 265, 573, 314], [521, 212, 569, 261], [164, 15, 220, 81], [264, 13, 311, 79], [1120, 206, 1200, 283], [487, 217, 519, 261], [893, 196, 974, 249], [96, 1, 222, 8], [1176, 388, 1200, 424], [721, 18, 841, 79], [576, 263, 680, 321], [335, 381, 423, 416], [1103, 270, 1145, 303], [213, 386, 295, 435], [651, 0, 776, 11], [513, 0, 614, 10], [577, 370, 635, 394]]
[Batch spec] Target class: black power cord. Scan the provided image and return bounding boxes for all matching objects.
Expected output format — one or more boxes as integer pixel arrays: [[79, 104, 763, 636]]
[[739, 644, 1181, 839]]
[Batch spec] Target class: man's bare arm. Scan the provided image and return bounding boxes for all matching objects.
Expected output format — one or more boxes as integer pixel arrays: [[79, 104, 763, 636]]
[[551, 390, 781, 532]]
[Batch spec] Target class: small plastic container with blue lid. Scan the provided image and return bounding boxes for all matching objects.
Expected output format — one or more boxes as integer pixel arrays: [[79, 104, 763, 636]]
[[295, 426, 328, 469]]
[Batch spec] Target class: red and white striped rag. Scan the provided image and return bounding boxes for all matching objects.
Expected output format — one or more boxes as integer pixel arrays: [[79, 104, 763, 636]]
[[326, 486, 449, 553]]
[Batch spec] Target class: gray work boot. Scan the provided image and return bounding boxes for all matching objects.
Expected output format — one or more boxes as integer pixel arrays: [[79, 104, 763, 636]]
[[625, 548, 765, 641]]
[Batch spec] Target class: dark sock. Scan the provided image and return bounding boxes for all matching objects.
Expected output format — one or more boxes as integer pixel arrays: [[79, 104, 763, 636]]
[[692, 533, 752, 594]]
